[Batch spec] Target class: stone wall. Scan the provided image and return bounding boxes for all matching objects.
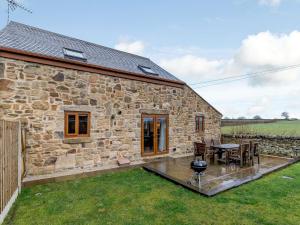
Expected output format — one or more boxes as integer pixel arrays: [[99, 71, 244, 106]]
[[0, 57, 221, 175], [223, 134, 300, 157], [221, 119, 278, 127]]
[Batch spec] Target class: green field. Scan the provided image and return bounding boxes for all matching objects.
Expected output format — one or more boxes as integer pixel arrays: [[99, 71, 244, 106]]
[[4, 165, 300, 225], [222, 120, 300, 137]]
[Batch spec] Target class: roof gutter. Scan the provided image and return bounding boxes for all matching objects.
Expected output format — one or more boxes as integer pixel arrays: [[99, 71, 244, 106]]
[[0, 46, 185, 88]]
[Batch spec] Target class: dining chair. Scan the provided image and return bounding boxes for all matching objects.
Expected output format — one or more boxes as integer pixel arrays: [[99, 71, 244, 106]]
[[203, 138, 215, 162], [244, 142, 253, 166], [228, 143, 250, 167], [239, 139, 253, 165], [250, 140, 260, 165], [194, 142, 206, 160]]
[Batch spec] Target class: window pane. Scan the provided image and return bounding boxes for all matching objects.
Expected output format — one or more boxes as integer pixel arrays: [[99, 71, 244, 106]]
[[79, 115, 88, 134], [63, 48, 85, 59], [157, 117, 167, 152], [68, 115, 76, 134], [138, 65, 158, 75], [199, 116, 203, 131]]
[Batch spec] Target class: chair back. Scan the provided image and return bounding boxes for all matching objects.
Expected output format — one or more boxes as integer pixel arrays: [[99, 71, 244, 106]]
[[235, 142, 250, 156], [241, 142, 250, 152], [212, 139, 221, 146], [203, 138, 213, 148], [250, 141, 259, 155], [230, 143, 250, 159], [240, 139, 250, 143], [194, 142, 206, 157]]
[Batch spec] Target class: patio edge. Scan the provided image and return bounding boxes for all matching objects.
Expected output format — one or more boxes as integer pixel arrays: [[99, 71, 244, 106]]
[[143, 157, 300, 197]]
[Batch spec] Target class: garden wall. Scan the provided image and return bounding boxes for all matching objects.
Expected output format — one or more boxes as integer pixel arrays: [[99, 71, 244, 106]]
[[222, 134, 300, 157], [221, 119, 278, 127]]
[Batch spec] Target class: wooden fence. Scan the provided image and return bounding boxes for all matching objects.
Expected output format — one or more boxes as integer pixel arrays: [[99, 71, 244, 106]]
[[0, 120, 21, 223]]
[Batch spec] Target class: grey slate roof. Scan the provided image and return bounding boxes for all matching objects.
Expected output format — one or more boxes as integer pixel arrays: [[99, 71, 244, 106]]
[[0, 21, 181, 82]]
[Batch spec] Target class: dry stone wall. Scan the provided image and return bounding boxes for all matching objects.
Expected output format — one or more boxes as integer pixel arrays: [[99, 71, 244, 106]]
[[223, 134, 300, 157], [0, 57, 221, 175]]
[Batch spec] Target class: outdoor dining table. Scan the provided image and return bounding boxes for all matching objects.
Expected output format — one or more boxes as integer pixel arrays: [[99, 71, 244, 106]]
[[212, 144, 240, 164], [293, 147, 300, 158]]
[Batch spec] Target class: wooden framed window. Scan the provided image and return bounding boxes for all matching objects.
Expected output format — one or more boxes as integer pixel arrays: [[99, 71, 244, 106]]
[[195, 115, 205, 132], [64, 111, 91, 138]]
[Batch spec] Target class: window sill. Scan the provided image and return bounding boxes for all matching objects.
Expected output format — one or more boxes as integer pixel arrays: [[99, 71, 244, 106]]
[[63, 137, 92, 144]]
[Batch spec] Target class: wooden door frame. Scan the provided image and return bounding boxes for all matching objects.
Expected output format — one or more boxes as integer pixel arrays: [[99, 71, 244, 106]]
[[141, 114, 169, 157]]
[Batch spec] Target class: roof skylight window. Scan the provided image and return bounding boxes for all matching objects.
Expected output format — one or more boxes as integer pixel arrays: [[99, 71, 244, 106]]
[[63, 48, 87, 61], [138, 65, 158, 75]]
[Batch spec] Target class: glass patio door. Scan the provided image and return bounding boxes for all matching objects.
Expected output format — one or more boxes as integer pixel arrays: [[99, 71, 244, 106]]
[[142, 116, 155, 155], [142, 114, 168, 156]]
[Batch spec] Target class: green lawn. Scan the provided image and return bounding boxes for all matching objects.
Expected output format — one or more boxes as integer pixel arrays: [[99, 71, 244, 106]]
[[222, 120, 300, 137], [4, 163, 300, 225]]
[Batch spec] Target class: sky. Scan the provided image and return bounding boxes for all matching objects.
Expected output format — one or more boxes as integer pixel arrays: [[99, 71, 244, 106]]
[[0, 0, 300, 119]]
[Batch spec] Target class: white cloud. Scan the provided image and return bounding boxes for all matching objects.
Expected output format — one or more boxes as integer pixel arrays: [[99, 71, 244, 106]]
[[258, 0, 282, 7], [114, 40, 145, 55], [160, 55, 225, 82], [236, 31, 300, 67], [247, 97, 271, 115], [235, 31, 300, 85]]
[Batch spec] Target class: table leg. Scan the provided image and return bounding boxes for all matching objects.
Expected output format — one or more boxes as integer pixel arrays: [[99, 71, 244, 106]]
[[217, 150, 222, 159], [226, 151, 230, 165]]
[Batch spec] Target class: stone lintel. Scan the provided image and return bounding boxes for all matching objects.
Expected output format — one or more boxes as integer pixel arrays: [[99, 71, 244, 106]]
[[139, 109, 169, 115], [61, 105, 94, 112], [195, 112, 205, 116]]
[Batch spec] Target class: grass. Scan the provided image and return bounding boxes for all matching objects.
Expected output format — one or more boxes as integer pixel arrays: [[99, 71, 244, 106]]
[[3, 163, 300, 225], [221, 120, 300, 137]]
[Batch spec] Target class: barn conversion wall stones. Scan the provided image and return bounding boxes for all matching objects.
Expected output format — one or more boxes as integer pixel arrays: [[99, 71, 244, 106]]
[[0, 58, 221, 175]]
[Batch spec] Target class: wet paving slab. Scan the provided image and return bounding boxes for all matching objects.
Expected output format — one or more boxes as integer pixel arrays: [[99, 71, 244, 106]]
[[143, 155, 296, 196]]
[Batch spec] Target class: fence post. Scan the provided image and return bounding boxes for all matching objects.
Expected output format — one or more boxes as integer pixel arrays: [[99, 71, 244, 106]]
[[18, 121, 22, 193]]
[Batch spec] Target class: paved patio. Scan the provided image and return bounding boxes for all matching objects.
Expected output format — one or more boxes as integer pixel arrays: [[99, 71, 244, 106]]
[[144, 155, 296, 196]]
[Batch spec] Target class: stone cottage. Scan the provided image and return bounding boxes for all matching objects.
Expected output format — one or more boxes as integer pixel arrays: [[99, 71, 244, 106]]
[[0, 22, 222, 175]]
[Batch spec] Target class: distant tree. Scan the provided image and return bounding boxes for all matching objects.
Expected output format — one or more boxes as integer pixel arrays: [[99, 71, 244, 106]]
[[281, 112, 289, 120], [237, 116, 246, 120], [223, 116, 230, 119], [253, 115, 262, 120]]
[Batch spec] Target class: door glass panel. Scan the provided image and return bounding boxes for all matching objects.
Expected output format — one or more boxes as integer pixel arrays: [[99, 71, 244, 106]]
[[68, 115, 76, 134], [157, 117, 167, 152], [143, 117, 154, 154]]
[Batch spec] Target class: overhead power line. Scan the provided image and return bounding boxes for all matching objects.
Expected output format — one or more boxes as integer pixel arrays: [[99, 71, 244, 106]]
[[188, 63, 300, 89]]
